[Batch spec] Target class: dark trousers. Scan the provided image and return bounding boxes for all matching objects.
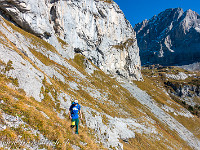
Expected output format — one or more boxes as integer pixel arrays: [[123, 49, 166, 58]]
[[71, 118, 79, 134]]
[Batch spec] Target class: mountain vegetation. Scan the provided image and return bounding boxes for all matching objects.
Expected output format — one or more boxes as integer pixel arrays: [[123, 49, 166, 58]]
[[0, 1, 199, 149]]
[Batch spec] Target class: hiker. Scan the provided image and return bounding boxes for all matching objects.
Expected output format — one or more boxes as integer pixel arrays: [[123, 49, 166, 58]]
[[69, 100, 82, 134]]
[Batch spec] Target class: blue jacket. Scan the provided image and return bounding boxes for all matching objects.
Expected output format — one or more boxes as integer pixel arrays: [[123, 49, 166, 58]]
[[69, 104, 81, 119]]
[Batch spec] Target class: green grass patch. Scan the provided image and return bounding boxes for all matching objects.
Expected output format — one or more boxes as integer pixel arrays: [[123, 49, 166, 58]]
[[57, 37, 68, 48], [112, 38, 136, 51]]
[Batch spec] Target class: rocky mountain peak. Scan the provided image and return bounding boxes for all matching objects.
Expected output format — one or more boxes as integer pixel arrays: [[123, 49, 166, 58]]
[[157, 8, 183, 19], [182, 9, 200, 32], [134, 8, 200, 66]]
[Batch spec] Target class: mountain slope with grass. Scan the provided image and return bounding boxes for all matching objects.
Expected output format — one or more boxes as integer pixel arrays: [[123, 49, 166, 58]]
[[0, 2, 200, 150], [0, 15, 200, 150], [142, 65, 200, 117]]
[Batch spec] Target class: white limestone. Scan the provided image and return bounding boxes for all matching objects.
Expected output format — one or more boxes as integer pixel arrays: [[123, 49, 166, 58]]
[[0, 112, 54, 149], [121, 80, 200, 150], [82, 106, 158, 149], [161, 105, 193, 118], [0, 0, 142, 80], [166, 72, 188, 80]]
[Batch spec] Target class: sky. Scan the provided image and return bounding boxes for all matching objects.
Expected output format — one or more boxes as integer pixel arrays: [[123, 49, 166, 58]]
[[114, 0, 200, 26]]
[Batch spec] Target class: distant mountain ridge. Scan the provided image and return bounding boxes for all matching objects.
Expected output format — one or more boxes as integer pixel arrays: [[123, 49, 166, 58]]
[[134, 8, 200, 66]]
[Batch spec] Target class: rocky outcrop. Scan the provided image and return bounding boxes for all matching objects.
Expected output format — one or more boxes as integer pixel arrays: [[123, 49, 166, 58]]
[[177, 85, 200, 98], [165, 72, 189, 80], [165, 81, 200, 98], [0, 0, 142, 80], [134, 8, 200, 66], [179, 62, 200, 71]]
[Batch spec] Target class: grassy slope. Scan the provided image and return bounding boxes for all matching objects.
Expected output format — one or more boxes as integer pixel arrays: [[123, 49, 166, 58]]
[[138, 67, 200, 139], [0, 74, 102, 149], [0, 17, 199, 149], [0, 18, 105, 149]]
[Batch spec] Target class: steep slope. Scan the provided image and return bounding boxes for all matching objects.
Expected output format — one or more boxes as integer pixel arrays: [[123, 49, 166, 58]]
[[0, 15, 200, 150], [0, 0, 142, 80], [142, 65, 200, 116], [134, 8, 200, 66]]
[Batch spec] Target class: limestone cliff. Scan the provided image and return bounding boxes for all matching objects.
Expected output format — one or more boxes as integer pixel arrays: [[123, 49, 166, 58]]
[[0, 0, 142, 80], [134, 8, 200, 66]]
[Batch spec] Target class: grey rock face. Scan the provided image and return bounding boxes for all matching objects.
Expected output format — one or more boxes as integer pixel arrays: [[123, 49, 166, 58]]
[[0, 0, 142, 80], [165, 81, 200, 98], [165, 81, 200, 107], [134, 8, 200, 66], [165, 72, 188, 80], [179, 62, 200, 71]]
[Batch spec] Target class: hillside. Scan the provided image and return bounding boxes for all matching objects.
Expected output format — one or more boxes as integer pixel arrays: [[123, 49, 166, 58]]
[[142, 65, 200, 117], [134, 8, 200, 66], [0, 15, 200, 149], [0, 1, 200, 150]]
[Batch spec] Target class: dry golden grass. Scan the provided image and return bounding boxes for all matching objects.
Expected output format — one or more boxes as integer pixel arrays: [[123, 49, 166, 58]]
[[2, 17, 58, 54], [112, 38, 136, 51], [99, 0, 113, 4], [134, 76, 171, 105], [121, 132, 191, 150], [69, 55, 196, 149], [0, 75, 104, 149], [133, 68, 199, 149], [0, 16, 198, 150], [0, 30, 106, 149], [29, 48, 56, 66], [57, 37, 68, 48], [172, 115, 200, 139]]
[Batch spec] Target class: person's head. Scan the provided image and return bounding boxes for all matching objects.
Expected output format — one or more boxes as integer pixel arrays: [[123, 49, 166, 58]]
[[74, 100, 78, 105]]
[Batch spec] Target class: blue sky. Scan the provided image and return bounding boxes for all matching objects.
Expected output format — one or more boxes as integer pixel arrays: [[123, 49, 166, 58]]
[[114, 0, 200, 26]]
